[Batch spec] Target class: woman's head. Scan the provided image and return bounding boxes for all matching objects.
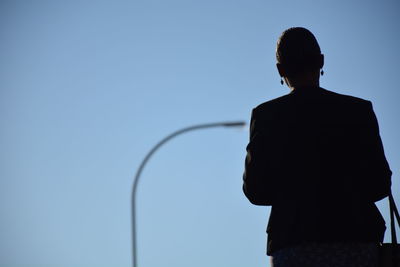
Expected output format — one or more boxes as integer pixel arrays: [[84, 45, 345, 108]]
[[276, 27, 324, 82]]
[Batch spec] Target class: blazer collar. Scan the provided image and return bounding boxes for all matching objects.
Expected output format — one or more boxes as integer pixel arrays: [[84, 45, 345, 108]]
[[290, 86, 321, 95]]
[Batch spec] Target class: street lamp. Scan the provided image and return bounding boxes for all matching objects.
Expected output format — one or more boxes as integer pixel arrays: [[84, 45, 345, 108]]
[[131, 121, 246, 267]]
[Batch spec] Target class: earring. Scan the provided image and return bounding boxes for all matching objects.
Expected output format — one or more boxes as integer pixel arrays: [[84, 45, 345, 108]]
[[280, 78, 284, 85], [321, 69, 324, 76]]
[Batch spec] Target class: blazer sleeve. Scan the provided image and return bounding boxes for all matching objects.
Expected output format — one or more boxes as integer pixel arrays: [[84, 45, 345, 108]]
[[242, 109, 279, 206], [357, 101, 392, 202]]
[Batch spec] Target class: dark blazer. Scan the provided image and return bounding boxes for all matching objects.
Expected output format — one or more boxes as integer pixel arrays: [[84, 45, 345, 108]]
[[243, 87, 392, 255]]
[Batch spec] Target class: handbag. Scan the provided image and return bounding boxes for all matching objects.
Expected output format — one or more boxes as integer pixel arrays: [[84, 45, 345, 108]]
[[380, 192, 400, 267]]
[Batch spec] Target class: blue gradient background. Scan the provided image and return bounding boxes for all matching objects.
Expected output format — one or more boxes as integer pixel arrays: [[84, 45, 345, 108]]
[[1, 0, 399, 266]]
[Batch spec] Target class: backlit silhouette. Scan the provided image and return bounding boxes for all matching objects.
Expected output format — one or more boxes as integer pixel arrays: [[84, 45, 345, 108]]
[[243, 27, 392, 267]]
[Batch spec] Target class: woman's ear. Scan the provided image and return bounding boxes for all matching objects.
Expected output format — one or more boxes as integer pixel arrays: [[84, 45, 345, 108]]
[[276, 63, 285, 78], [319, 54, 324, 69]]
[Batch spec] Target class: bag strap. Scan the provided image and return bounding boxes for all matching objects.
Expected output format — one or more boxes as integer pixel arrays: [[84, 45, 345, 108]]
[[389, 192, 400, 244]]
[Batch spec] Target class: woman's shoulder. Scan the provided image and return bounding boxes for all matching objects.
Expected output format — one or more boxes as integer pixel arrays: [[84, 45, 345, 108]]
[[319, 88, 371, 106], [253, 93, 294, 113]]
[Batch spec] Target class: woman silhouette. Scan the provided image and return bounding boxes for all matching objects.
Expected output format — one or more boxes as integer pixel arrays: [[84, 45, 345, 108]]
[[243, 27, 392, 267]]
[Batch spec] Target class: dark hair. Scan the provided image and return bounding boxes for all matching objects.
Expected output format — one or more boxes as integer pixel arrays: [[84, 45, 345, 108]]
[[276, 27, 322, 76]]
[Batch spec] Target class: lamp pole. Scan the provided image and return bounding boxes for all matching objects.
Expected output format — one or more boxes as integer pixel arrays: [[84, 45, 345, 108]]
[[131, 121, 246, 267]]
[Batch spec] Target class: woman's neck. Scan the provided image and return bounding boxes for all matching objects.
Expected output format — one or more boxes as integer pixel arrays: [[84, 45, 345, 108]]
[[285, 70, 320, 91]]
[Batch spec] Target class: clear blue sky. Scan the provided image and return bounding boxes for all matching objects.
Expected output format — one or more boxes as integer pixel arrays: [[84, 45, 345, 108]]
[[1, 0, 399, 266]]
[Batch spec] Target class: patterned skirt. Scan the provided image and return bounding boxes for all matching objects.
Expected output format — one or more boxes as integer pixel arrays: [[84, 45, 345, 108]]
[[270, 242, 379, 267]]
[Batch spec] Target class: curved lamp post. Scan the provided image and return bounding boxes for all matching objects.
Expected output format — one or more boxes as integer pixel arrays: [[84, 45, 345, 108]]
[[131, 121, 246, 267]]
